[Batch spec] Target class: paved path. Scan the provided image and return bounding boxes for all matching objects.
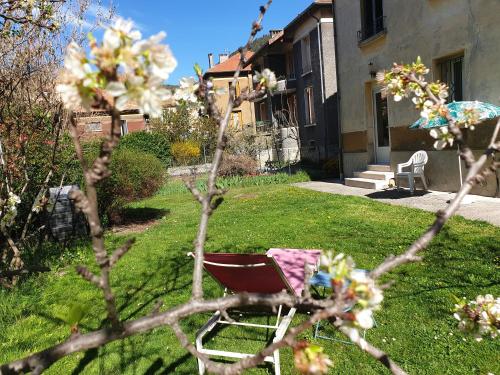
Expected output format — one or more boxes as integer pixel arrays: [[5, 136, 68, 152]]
[[293, 181, 500, 226]]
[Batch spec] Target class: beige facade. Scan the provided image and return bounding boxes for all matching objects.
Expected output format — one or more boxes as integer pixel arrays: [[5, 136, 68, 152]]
[[211, 73, 256, 129], [204, 52, 256, 131], [335, 0, 500, 196]]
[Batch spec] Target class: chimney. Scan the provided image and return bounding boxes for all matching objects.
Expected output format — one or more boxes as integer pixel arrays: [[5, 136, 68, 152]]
[[208, 53, 214, 68], [219, 53, 229, 64], [270, 29, 282, 39]]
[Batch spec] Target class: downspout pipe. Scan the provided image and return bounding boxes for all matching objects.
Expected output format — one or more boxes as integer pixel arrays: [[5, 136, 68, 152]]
[[332, 1, 344, 180]]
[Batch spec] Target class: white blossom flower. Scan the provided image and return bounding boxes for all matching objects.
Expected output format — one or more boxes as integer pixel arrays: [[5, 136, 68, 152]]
[[64, 42, 91, 80], [174, 77, 199, 103], [104, 18, 141, 51], [105, 81, 127, 97], [355, 309, 375, 329], [0, 192, 21, 229], [430, 126, 454, 150], [56, 83, 85, 111], [254, 68, 277, 90], [453, 294, 499, 341], [420, 100, 435, 119]]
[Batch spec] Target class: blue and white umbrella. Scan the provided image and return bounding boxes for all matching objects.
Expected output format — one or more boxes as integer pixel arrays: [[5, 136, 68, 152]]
[[410, 101, 500, 129]]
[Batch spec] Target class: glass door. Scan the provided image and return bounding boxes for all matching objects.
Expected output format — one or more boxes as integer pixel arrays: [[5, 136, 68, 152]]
[[373, 90, 390, 163]]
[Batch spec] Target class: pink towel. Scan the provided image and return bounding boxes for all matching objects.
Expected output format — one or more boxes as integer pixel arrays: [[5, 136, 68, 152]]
[[267, 248, 322, 296]]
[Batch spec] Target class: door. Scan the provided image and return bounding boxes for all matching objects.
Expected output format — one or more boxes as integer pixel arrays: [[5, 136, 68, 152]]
[[373, 90, 390, 163]]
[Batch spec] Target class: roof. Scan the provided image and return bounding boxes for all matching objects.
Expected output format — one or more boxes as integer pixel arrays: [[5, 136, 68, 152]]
[[284, 0, 332, 35], [244, 1, 333, 66], [245, 31, 285, 66], [205, 51, 254, 75]]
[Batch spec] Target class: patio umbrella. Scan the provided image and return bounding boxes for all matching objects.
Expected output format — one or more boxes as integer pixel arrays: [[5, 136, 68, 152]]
[[410, 101, 500, 129], [410, 101, 500, 198]]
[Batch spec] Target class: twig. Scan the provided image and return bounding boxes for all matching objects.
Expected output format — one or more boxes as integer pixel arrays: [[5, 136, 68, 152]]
[[191, 0, 273, 301]]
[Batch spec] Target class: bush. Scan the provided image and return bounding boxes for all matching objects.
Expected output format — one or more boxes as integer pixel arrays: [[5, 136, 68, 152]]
[[171, 140, 201, 166], [99, 148, 165, 224], [219, 154, 258, 177], [119, 131, 171, 167]]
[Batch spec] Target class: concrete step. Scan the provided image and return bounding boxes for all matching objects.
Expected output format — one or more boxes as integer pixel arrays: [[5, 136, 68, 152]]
[[345, 177, 388, 190], [367, 164, 391, 172], [354, 171, 394, 180]]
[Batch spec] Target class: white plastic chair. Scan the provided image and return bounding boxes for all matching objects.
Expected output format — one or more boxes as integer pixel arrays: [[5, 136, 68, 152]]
[[395, 150, 428, 194]]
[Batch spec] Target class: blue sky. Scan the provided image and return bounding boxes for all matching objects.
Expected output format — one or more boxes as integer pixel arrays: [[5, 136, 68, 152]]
[[111, 0, 314, 84]]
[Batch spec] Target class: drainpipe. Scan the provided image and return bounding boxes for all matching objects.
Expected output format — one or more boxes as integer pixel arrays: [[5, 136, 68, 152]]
[[332, 1, 344, 180]]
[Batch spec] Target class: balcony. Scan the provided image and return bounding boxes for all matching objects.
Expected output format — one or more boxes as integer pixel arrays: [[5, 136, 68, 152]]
[[357, 16, 386, 45], [273, 75, 297, 95]]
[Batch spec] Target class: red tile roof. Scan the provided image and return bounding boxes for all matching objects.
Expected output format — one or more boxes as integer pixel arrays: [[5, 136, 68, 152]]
[[206, 51, 254, 74]]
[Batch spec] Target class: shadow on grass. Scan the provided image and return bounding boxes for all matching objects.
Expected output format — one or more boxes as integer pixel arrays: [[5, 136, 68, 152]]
[[366, 189, 431, 200], [118, 207, 170, 225], [67, 253, 192, 374]]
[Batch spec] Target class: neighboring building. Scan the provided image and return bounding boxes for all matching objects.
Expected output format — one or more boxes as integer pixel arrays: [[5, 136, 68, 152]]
[[74, 110, 148, 139], [204, 52, 256, 131], [74, 89, 177, 139], [334, 0, 500, 196], [246, 0, 340, 170]]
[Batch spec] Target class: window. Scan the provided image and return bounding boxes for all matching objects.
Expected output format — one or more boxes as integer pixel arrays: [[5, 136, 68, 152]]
[[86, 122, 102, 132], [304, 87, 315, 125], [374, 92, 389, 147], [437, 55, 464, 102], [259, 101, 269, 122], [228, 80, 241, 97], [301, 35, 312, 74], [287, 95, 298, 124], [359, 0, 385, 42], [286, 53, 295, 79], [120, 120, 128, 136], [230, 111, 243, 128]]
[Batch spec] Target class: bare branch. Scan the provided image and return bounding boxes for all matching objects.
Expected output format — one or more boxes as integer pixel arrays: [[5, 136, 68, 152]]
[[109, 238, 136, 268], [191, 0, 273, 301], [76, 266, 102, 288]]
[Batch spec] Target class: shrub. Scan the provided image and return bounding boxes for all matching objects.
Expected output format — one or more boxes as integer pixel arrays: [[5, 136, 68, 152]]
[[119, 131, 171, 167], [219, 154, 258, 177], [99, 148, 165, 224], [171, 140, 201, 165]]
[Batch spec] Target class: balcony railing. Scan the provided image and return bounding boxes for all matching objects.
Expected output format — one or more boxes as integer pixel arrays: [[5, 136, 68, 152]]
[[274, 77, 297, 94], [256, 120, 273, 133], [357, 16, 386, 43]]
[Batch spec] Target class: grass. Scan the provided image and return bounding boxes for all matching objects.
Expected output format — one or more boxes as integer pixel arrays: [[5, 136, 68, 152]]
[[1, 180, 499, 374]]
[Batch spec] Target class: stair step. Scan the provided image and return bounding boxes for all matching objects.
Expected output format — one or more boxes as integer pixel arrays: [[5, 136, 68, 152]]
[[345, 177, 388, 190], [367, 164, 391, 172], [354, 171, 394, 180]]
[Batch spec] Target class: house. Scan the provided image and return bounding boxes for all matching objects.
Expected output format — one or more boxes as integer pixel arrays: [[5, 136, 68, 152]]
[[333, 0, 500, 196], [203, 52, 256, 131], [74, 109, 148, 139], [246, 0, 340, 171], [74, 89, 177, 139]]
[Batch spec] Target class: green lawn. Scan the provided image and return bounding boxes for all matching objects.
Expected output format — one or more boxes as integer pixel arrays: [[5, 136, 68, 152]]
[[1, 182, 499, 374]]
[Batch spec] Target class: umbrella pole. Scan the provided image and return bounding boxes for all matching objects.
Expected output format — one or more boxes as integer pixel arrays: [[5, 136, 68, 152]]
[[458, 144, 463, 188]]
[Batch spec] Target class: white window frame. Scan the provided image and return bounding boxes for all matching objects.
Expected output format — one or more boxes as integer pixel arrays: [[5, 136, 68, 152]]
[[120, 120, 129, 136], [304, 87, 315, 126]]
